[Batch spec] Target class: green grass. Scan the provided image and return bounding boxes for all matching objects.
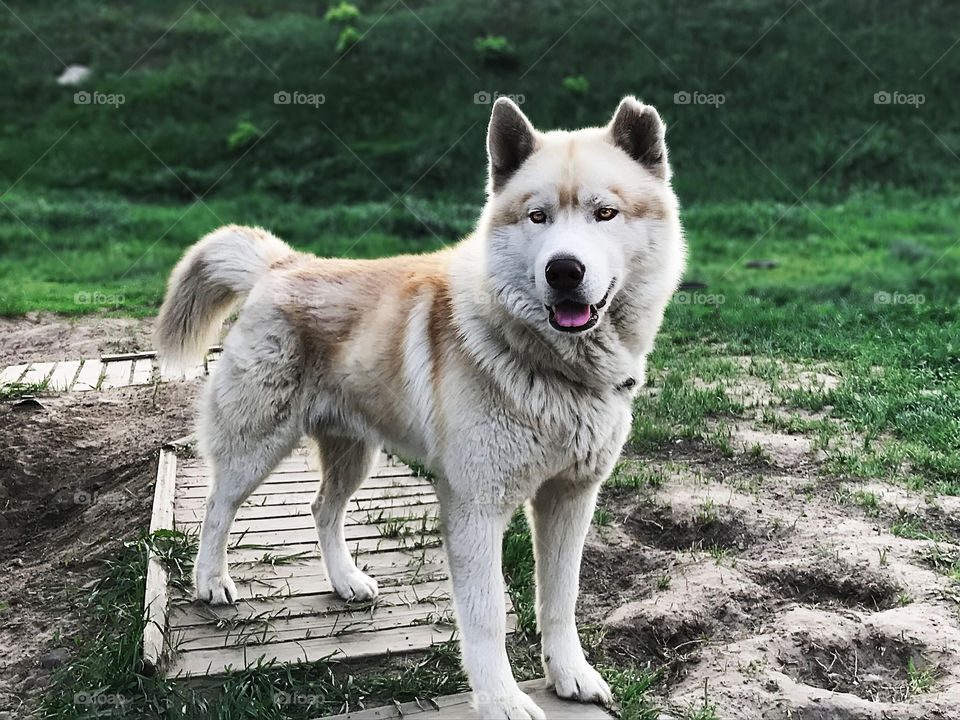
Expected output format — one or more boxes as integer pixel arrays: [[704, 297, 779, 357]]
[[605, 462, 667, 490], [890, 513, 950, 542], [907, 657, 936, 695], [603, 667, 662, 720], [627, 192, 960, 491], [918, 544, 960, 581], [836, 488, 882, 517], [502, 510, 538, 638], [0, 379, 49, 400], [0, 190, 463, 315]]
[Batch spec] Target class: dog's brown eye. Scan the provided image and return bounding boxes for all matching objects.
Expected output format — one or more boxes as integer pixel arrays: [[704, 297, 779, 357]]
[[529, 210, 547, 224], [595, 207, 618, 221]]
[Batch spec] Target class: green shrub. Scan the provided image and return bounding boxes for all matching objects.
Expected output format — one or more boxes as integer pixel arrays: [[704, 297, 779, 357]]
[[324, 1, 361, 24], [474, 35, 516, 66], [336, 25, 362, 53], [562, 75, 589, 94], [227, 120, 263, 150]]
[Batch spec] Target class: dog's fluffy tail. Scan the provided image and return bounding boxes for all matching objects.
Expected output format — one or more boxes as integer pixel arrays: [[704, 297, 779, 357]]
[[155, 224, 294, 373]]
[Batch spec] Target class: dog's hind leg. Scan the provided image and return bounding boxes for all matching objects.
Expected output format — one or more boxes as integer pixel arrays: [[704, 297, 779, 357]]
[[311, 434, 381, 601], [194, 354, 301, 605]]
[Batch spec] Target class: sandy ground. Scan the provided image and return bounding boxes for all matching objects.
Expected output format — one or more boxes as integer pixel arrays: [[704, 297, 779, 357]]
[[582, 422, 960, 718], [2, 318, 959, 718], [0, 378, 198, 716], [0, 314, 156, 366]]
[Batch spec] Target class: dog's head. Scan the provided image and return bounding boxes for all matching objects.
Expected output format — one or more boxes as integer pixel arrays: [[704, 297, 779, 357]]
[[480, 96, 678, 336]]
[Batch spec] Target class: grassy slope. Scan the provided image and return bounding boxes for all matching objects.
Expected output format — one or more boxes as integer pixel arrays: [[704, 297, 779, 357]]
[[2, 0, 959, 314], [2, 0, 960, 204]]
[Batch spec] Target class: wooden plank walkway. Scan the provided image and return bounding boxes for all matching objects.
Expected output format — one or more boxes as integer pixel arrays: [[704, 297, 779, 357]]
[[149, 445, 516, 679], [323, 679, 616, 720], [0, 348, 220, 393]]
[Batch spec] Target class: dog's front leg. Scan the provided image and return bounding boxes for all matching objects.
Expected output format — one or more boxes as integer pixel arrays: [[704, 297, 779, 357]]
[[443, 502, 546, 720], [530, 477, 612, 705]]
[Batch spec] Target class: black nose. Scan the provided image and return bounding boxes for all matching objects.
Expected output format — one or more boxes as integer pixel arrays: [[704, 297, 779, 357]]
[[545, 257, 585, 291]]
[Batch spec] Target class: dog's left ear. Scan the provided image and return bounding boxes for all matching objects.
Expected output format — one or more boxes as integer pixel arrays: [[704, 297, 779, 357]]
[[487, 98, 538, 193], [608, 97, 670, 181]]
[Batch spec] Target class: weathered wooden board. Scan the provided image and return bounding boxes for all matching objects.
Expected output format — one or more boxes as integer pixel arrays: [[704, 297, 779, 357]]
[[175, 488, 437, 513], [143, 448, 178, 668], [72, 359, 104, 391], [322, 679, 616, 720], [0, 363, 27, 385], [131, 358, 154, 385], [0, 346, 229, 394], [153, 446, 511, 680], [47, 360, 82, 391], [19, 361, 56, 385], [100, 359, 134, 389], [174, 479, 435, 500]]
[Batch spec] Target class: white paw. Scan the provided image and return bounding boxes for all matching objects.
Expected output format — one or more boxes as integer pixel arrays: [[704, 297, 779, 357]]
[[195, 569, 238, 605], [331, 566, 379, 602], [547, 660, 613, 705], [475, 688, 546, 720]]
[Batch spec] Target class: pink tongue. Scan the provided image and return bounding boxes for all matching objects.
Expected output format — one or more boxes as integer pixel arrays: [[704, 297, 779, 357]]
[[554, 302, 591, 328]]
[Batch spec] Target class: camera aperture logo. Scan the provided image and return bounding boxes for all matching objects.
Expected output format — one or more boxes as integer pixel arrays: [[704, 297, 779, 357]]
[[874, 90, 924, 108], [474, 90, 525, 105], [73, 91, 124, 108], [274, 90, 325, 108], [74, 290, 125, 307], [674, 90, 725, 107]]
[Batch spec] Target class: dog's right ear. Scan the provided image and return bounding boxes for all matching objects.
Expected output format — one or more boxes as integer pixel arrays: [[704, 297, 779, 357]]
[[487, 98, 537, 194]]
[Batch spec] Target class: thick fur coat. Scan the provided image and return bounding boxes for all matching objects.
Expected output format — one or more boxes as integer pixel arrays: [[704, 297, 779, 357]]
[[155, 96, 686, 719]]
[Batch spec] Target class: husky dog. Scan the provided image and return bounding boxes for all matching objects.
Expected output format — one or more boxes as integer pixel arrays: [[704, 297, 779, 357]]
[[156, 96, 685, 719]]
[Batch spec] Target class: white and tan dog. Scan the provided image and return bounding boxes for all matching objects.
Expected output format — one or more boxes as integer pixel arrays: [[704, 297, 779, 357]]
[[156, 96, 685, 719]]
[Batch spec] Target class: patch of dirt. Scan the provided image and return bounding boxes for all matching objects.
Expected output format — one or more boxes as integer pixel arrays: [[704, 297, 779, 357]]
[[624, 501, 757, 552], [690, 355, 841, 408], [755, 558, 902, 611], [790, 628, 923, 702], [0, 381, 198, 715], [582, 443, 960, 718], [0, 313, 157, 365], [729, 426, 819, 467]]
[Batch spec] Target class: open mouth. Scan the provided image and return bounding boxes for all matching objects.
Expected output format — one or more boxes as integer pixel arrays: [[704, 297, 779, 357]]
[[546, 288, 611, 333]]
